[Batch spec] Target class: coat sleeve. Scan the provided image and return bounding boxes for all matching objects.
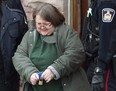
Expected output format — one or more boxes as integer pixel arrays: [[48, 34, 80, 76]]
[[51, 25, 85, 77], [12, 31, 39, 83]]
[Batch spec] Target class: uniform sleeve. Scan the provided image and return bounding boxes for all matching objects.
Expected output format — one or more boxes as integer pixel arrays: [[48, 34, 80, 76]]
[[97, 1, 116, 70], [17, 15, 28, 45]]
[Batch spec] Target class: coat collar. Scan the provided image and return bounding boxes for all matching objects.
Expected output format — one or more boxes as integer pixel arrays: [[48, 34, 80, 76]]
[[34, 29, 57, 43]]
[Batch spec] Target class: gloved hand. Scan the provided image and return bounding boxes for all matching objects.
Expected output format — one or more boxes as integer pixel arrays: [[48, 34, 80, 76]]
[[41, 68, 55, 83], [91, 67, 105, 91]]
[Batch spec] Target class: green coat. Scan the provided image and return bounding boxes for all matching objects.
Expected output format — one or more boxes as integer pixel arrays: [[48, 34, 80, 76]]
[[12, 23, 91, 91]]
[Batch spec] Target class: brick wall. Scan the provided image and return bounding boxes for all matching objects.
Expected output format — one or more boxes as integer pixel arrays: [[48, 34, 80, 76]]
[[21, 0, 63, 12], [21, 0, 68, 23]]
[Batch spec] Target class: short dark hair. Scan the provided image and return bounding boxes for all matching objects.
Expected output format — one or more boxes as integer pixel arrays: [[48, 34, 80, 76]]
[[33, 3, 65, 27]]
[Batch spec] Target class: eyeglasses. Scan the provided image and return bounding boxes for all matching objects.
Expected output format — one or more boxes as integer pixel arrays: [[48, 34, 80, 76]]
[[36, 22, 52, 29]]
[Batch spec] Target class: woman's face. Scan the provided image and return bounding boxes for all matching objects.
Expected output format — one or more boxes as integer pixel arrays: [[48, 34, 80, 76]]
[[35, 15, 55, 36]]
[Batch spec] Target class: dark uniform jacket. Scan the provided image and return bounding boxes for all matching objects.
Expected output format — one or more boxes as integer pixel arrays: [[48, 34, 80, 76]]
[[0, 3, 28, 91], [4, 0, 26, 17], [93, 0, 116, 70]]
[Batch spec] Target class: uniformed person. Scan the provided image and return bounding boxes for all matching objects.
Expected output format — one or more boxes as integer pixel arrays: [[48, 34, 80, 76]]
[[0, 0, 28, 91], [91, 0, 116, 91]]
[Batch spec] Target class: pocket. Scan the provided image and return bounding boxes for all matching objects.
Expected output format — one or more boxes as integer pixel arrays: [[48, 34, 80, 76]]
[[8, 23, 19, 38]]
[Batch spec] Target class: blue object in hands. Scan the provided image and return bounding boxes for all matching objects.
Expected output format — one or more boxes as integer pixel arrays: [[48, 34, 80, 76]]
[[38, 71, 44, 85], [38, 71, 43, 80]]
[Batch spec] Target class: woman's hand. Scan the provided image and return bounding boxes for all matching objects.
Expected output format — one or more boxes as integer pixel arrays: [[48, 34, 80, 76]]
[[30, 73, 39, 85], [42, 69, 55, 83]]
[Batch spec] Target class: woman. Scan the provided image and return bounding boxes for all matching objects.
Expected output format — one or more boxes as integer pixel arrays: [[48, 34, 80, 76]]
[[12, 3, 91, 91]]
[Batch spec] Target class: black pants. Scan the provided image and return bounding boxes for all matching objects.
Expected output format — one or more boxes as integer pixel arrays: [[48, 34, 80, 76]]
[[105, 68, 116, 91], [0, 76, 19, 91], [0, 85, 10, 91]]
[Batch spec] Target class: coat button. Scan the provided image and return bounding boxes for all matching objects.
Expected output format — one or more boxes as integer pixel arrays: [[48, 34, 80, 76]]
[[2, 27, 5, 30], [30, 44, 33, 47], [14, 18, 16, 21], [63, 83, 66, 86]]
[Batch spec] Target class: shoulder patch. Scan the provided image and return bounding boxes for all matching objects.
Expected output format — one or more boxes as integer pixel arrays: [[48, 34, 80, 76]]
[[102, 8, 115, 22]]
